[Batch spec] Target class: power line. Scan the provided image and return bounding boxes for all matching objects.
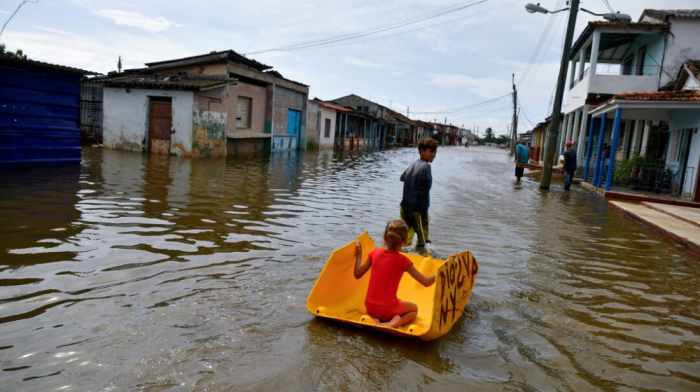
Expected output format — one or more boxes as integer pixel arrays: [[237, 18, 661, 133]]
[[256, 0, 522, 53], [0, 0, 38, 40], [408, 93, 510, 115], [244, 0, 492, 55]]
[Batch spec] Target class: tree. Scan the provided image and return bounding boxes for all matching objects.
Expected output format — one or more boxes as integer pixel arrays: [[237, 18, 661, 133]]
[[484, 127, 495, 142], [0, 43, 28, 60], [496, 134, 509, 144]]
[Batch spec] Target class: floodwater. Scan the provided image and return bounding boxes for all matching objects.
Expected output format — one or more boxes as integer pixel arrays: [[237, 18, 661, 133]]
[[0, 146, 698, 392]]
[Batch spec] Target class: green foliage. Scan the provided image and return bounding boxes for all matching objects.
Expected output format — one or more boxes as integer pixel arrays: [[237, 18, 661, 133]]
[[495, 134, 509, 144], [0, 43, 29, 60], [306, 139, 319, 151], [613, 155, 658, 184], [484, 127, 495, 142]]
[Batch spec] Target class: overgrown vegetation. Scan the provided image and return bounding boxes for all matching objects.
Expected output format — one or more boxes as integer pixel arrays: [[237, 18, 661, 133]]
[[613, 154, 659, 184], [0, 43, 28, 60]]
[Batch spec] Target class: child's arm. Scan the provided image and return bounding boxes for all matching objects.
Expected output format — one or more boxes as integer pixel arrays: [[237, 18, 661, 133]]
[[353, 242, 371, 279], [406, 265, 436, 287]]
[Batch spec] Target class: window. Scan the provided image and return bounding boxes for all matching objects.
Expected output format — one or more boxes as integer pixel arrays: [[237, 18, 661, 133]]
[[236, 96, 252, 128], [636, 46, 646, 75], [324, 118, 331, 138], [622, 56, 633, 75]]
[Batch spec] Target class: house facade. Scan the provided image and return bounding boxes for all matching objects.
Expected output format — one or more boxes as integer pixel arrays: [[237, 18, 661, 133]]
[[101, 74, 237, 157], [306, 99, 351, 149], [104, 50, 309, 155], [562, 10, 700, 172]]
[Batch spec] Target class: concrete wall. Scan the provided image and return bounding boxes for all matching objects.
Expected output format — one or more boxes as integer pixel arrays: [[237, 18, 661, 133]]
[[319, 107, 337, 149], [668, 109, 700, 197], [332, 95, 388, 120], [103, 87, 194, 154], [682, 71, 700, 91], [307, 100, 320, 145], [226, 81, 267, 138], [662, 18, 700, 87], [272, 85, 307, 151]]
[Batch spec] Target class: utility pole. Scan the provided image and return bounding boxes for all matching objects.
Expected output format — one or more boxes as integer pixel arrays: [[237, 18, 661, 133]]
[[511, 73, 518, 154], [540, 0, 580, 190]]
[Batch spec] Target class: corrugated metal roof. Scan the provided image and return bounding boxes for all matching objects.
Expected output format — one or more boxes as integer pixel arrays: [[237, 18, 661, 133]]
[[98, 74, 237, 90], [144, 50, 272, 72], [0, 56, 98, 75]]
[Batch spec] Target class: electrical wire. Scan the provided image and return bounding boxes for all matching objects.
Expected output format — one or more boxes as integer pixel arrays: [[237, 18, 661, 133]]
[[0, 0, 38, 40], [408, 93, 510, 115], [254, 0, 522, 53], [244, 0, 492, 55]]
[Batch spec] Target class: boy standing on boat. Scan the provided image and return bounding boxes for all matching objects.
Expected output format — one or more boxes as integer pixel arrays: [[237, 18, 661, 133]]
[[400, 137, 438, 255]]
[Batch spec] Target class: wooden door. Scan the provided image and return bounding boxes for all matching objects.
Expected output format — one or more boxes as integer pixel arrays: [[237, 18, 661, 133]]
[[148, 98, 172, 155]]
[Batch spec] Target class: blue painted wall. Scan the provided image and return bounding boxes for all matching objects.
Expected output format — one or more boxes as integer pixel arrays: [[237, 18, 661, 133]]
[[620, 34, 665, 76], [0, 61, 83, 168]]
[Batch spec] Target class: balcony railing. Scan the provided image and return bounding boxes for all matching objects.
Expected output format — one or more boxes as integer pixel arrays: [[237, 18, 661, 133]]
[[593, 64, 660, 76]]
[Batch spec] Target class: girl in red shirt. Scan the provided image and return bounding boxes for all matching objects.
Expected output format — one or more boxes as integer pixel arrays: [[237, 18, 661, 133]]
[[354, 220, 436, 328]]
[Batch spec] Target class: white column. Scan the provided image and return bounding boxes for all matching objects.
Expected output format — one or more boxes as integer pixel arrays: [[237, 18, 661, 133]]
[[578, 46, 588, 80], [640, 120, 651, 155], [568, 59, 576, 89], [620, 120, 632, 160], [571, 109, 581, 145], [563, 114, 573, 154], [577, 104, 589, 161], [630, 120, 641, 156], [589, 30, 601, 76]]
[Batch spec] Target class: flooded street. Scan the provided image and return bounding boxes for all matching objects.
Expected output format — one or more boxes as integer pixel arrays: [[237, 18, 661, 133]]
[[1, 146, 698, 391]]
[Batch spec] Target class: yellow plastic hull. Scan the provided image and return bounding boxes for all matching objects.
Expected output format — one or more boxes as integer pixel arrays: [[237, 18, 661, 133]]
[[306, 233, 479, 341]]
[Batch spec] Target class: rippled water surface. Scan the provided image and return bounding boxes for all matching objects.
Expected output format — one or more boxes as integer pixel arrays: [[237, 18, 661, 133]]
[[1, 146, 698, 391]]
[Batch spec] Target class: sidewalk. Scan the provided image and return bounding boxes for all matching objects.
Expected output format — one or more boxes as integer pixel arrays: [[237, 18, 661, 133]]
[[608, 201, 700, 255]]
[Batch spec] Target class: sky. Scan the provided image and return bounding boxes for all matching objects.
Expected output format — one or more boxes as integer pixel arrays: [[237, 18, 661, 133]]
[[2, 0, 698, 136]]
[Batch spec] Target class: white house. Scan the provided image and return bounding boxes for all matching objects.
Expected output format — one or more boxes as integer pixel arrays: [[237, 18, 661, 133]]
[[101, 74, 237, 157]]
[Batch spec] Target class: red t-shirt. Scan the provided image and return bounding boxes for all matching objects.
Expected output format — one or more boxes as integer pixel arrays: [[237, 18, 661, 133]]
[[364, 248, 413, 307]]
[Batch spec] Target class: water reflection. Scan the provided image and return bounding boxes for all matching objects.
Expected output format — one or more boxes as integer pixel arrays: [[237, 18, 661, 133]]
[[0, 146, 698, 391]]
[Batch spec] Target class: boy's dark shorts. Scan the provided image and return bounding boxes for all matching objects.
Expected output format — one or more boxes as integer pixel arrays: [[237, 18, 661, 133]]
[[515, 166, 524, 177]]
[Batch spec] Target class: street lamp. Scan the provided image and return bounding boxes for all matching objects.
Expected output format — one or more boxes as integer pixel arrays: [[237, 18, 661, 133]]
[[524, 1, 629, 190]]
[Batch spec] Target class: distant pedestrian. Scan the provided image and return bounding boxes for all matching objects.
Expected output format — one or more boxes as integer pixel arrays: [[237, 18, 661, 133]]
[[514, 140, 529, 184], [400, 137, 437, 255], [562, 140, 577, 190]]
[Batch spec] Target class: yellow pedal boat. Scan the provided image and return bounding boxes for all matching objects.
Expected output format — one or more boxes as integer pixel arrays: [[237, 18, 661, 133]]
[[306, 232, 479, 341]]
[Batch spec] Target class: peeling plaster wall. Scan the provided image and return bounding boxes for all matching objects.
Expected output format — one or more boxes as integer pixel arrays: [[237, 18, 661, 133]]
[[103, 87, 194, 154], [192, 110, 227, 157]]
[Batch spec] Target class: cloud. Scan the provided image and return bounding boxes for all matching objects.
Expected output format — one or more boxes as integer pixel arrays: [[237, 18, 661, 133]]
[[0, 10, 9, 15], [91, 9, 184, 32], [428, 73, 511, 99], [339, 56, 384, 68], [32, 26, 76, 36]]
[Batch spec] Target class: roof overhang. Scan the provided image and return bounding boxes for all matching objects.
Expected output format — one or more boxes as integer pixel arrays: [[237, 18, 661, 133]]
[[589, 99, 700, 121]]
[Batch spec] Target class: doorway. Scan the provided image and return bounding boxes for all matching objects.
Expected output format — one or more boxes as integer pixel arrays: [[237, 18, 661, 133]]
[[148, 97, 173, 155]]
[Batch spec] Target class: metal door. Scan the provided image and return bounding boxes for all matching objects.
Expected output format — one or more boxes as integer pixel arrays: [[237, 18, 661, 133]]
[[148, 98, 172, 154], [287, 109, 301, 148]]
